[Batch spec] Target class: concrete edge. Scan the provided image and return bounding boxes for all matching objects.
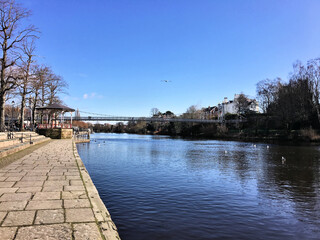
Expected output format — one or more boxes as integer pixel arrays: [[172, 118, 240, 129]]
[[72, 140, 121, 240]]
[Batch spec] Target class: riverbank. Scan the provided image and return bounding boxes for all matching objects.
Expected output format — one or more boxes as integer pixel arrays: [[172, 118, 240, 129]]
[[0, 139, 120, 239], [94, 128, 320, 145], [77, 133, 320, 239]]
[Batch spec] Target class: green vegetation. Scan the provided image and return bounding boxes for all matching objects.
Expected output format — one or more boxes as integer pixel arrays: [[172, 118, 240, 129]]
[[93, 58, 320, 142]]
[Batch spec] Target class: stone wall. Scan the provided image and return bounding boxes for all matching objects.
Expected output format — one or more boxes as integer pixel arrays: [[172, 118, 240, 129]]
[[38, 129, 73, 139]]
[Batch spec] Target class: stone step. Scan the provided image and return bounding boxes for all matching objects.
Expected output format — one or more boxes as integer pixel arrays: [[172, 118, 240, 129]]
[[0, 136, 50, 159], [0, 132, 39, 140], [0, 135, 46, 149]]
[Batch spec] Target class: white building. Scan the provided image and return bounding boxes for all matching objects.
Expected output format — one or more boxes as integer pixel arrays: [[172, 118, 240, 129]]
[[218, 94, 259, 119]]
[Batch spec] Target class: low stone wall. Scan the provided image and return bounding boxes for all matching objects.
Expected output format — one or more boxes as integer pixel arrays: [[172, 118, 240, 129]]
[[72, 141, 120, 239], [74, 139, 90, 143], [38, 129, 73, 139]]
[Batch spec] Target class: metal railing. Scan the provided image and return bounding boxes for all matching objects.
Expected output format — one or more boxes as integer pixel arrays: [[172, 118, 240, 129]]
[[38, 123, 72, 129], [69, 116, 247, 123], [73, 131, 90, 143]]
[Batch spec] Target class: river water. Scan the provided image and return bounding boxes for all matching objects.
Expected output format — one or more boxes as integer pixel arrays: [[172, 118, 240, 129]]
[[76, 133, 320, 240]]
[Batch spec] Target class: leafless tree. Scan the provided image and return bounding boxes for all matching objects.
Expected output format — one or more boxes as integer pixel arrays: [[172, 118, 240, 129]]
[[18, 39, 36, 130], [256, 78, 281, 113], [30, 65, 49, 125], [0, 0, 38, 130], [292, 59, 320, 125], [46, 73, 68, 105], [185, 105, 199, 119], [234, 93, 250, 115], [150, 107, 160, 117]]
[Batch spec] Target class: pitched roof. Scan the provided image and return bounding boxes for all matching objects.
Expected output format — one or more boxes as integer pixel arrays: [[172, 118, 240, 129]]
[[36, 103, 75, 112]]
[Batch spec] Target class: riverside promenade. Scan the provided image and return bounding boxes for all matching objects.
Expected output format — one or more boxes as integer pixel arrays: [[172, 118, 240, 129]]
[[0, 139, 120, 240]]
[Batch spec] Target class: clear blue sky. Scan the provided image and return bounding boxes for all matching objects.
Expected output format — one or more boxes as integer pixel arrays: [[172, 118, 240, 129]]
[[18, 0, 320, 117]]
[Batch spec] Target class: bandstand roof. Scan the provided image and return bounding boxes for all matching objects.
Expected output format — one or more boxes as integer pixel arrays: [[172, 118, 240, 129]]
[[36, 103, 75, 112]]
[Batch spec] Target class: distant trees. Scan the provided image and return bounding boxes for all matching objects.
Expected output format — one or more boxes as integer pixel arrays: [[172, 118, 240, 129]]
[[271, 78, 316, 130], [150, 108, 160, 117], [234, 93, 251, 115], [0, 0, 38, 130], [256, 78, 281, 113], [0, 0, 67, 131], [18, 39, 36, 130], [256, 59, 320, 130]]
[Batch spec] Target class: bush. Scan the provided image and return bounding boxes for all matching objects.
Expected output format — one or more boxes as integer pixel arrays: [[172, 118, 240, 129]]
[[300, 128, 320, 141]]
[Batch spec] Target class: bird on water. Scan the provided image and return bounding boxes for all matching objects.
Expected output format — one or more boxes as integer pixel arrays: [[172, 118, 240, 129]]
[[282, 156, 286, 164]]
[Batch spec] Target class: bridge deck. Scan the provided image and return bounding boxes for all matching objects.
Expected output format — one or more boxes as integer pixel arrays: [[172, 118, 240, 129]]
[[68, 116, 246, 123]]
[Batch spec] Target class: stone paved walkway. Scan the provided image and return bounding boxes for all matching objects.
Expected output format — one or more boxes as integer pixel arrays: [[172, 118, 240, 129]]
[[0, 139, 120, 240]]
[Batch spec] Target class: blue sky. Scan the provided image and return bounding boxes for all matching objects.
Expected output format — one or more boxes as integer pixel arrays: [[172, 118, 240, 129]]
[[18, 0, 320, 117]]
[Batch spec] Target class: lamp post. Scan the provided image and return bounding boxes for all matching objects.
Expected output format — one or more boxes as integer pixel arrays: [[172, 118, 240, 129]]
[[11, 100, 15, 131], [28, 97, 33, 131]]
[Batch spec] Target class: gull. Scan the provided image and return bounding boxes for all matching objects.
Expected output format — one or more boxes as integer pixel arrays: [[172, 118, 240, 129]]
[[161, 80, 171, 83], [225, 150, 228, 154], [253, 144, 256, 148], [267, 145, 269, 149], [281, 156, 286, 164]]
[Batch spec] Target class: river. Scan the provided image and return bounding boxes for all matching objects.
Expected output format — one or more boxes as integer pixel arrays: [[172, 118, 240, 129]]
[[76, 133, 320, 240]]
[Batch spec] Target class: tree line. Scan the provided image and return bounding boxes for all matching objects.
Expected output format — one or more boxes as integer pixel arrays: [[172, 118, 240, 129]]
[[0, 0, 67, 131], [256, 59, 320, 131], [91, 58, 320, 141]]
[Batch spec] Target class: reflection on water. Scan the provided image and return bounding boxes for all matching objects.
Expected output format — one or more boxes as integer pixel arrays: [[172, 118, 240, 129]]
[[77, 133, 320, 240]]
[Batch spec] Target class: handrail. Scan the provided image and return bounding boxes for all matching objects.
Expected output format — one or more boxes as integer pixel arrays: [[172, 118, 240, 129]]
[[67, 116, 247, 123]]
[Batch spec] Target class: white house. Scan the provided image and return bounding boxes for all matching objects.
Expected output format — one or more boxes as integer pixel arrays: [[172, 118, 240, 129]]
[[217, 94, 259, 119]]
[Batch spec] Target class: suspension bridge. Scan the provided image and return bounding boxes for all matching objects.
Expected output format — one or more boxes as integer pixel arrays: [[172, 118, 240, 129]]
[[65, 116, 246, 124]]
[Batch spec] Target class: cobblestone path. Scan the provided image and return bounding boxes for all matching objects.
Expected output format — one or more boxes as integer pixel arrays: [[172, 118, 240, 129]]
[[0, 139, 119, 240]]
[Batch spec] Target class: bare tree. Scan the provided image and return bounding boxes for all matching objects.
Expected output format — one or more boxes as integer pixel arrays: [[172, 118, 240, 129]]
[[46, 73, 68, 105], [30, 65, 49, 125], [292, 59, 320, 125], [256, 78, 281, 113], [234, 93, 250, 115], [0, 0, 37, 130], [150, 108, 160, 117], [18, 39, 36, 130], [185, 105, 199, 119]]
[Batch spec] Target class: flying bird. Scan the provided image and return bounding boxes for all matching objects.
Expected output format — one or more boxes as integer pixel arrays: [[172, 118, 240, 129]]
[[161, 80, 172, 83]]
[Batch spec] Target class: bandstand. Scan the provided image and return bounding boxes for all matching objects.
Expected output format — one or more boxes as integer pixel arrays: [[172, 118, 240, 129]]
[[36, 103, 75, 139]]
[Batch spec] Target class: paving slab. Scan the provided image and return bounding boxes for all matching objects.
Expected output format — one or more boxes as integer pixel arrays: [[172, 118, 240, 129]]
[[26, 200, 63, 210], [65, 208, 95, 222], [0, 188, 18, 194], [0, 201, 28, 211], [64, 199, 91, 208], [42, 185, 63, 192], [0, 227, 17, 240], [2, 211, 35, 226], [73, 222, 103, 240], [0, 192, 32, 202], [0, 139, 120, 239], [0, 211, 6, 222], [62, 191, 87, 199], [34, 209, 64, 224], [0, 182, 15, 188], [17, 187, 42, 193], [15, 223, 72, 240], [33, 191, 61, 200]]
